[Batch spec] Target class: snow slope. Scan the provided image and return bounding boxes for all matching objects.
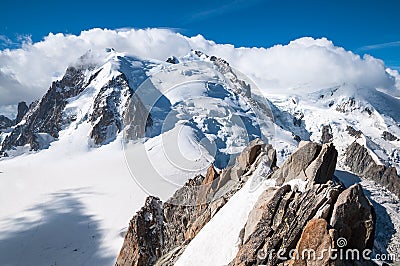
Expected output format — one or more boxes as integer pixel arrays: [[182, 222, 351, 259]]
[[0, 132, 146, 265]]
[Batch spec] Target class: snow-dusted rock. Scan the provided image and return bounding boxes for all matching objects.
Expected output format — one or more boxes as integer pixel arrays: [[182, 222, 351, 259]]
[[116, 196, 164, 266], [345, 141, 400, 198]]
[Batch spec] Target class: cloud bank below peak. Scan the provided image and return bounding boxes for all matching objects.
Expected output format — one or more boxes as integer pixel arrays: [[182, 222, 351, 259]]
[[0, 28, 399, 108]]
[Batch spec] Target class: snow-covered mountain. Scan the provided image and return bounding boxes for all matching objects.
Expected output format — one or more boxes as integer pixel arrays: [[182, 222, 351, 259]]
[[0, 31, 400, 265]]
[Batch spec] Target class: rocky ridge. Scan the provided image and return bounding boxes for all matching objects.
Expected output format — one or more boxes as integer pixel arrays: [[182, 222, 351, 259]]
[[345, 141, 400, 199], [0, 53, 152, 154], [116, 140, 376, 266], [116, 139, 276, 266], [0, 65, 91, 153], [0, 101, 29, 131]]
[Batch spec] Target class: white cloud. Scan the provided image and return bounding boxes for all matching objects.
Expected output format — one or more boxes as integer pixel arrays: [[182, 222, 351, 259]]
[[184, 0, 263, 23], [192, 37, 398, 96], [0, 28, 398, 110], [359, 40, 400, 51], [0, 35, 13, 48], [0, 28, 193, 107]]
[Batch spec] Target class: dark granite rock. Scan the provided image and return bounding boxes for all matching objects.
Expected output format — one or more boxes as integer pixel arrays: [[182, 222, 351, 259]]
[[345, 141, 400, 198], [330, 184, 376, 251], [1, 66, 89, 153], [0, 115, 13, 130], [382, 131, 398, 141], [166, 56, 179, 64], [15, 101, 29, 124], [116, 196, 164, 266], [346, 125, 362, 138], [321, 124, 333, 144]]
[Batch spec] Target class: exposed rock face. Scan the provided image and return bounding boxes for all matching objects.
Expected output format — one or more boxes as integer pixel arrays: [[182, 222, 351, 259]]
[[289, 219, 332, 266], [166, 56, 179, 64], [345, 141, 400, 198], [330, 184, 375, 251], [0, 115, 13, 130], [336, 97, 373, 116], [293, 111, 304, 127], [116, 197, 164, 266], [305, 143, 338, 187], [15, 101, 29, 124], [273, 141, 321, 184], [90, 73, 150, 145], [116, 171, 229, 266], [211, 56, 251, 98], [336, 97, 356, 113], [230, 138, 276, 182], [228, 142, 374, 266], [273, 141, 337, 187], [382, 131, 398, 141], [346, 125, 362, 138], [231, 160, 374, 266], [321, 125, 333, 144], [230, 182, 344, 266], [1, 66, 89, 152], [0, 101, 28, 131], [1, 60, 151, 153]]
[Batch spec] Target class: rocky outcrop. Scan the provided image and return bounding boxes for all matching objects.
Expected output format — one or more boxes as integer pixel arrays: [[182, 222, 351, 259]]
[[345, 141, 400, 198], [0, 59, 151, 153], [382, 131, 398, 141], [346, 125, 362, 138], [166, 56, 179, 64], [304, 142, 338, 187], [90, 74, 145, 145], [210, 55, 251, 98], [116, 139, 277, 266], [321, 125, 333, 144], [1, 66, 89, 152], [231, 167, 374, 265], [330, 184, 375, 251], [116, 197, 164, 266], [290, 219, 332, 266], [0, 115, 13, 130], [15, 101, 29, 124], [228, 142, 374, 266], [116, 171, 224, 266], [273, 141, 321, 184], [0, 101, 30, 131], [273, 141, 337, 187], [116, 140, 375, 266], [293, 111, 304, 127], [336, 97, 373, 116], [230, 181, 345, 266], [230, 138, 276, 182]]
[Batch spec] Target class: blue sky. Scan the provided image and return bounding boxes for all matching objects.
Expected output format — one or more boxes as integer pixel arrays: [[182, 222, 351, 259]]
[[1, 0, 399, 69]]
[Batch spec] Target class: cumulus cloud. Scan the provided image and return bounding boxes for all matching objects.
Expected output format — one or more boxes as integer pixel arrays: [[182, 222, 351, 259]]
[[0, 28, 193, 107], [0, 28, 398, 111], [192, 37, 398, 96]]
